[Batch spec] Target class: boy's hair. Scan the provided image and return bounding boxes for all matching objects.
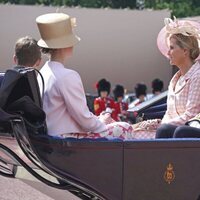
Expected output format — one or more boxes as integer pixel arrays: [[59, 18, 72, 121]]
[[15, 36, 41, 67]]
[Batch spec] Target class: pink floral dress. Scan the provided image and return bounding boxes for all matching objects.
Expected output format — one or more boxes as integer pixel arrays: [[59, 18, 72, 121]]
[[60, 121, 158, 140]]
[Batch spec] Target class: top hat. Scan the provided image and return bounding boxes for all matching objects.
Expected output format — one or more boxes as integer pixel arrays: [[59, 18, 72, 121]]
[[36, 13, 80, 49], [96, 79, 111, 96], [157, 17, 200, 60], [113, 84, 125, 100]]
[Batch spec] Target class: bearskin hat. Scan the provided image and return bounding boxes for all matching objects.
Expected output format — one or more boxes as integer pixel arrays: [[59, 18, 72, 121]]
[[152, 78, 164, 94], [96, 78, 111, 96], [135, 83, 147, 98], [113, 84, 124, 100]]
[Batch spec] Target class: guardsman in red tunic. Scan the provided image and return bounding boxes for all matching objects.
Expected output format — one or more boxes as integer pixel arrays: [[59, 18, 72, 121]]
[[94, 79, 116, 120], [131, 83, 147, 107], [113, 84, 129, 121]]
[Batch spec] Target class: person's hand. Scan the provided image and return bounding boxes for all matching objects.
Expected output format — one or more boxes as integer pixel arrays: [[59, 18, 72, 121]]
[[121, 110, 128, 115], [98, 111, 116, 124], [132, 119, 161, 131]]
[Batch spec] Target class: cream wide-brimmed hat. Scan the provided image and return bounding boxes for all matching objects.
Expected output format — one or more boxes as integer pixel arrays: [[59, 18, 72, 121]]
[[157, 16, 200, 60], [36, 13, 80, 49]]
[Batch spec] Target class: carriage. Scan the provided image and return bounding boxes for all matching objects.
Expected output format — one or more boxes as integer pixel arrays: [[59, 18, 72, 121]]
[[0, 68, 200, 200]]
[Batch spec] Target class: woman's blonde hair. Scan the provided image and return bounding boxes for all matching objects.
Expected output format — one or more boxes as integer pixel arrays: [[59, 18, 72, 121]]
[[170, 33, 200, 60]]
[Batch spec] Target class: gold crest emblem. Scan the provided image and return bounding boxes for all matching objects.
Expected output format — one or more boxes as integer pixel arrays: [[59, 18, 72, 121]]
[[164, 163, 175, 184]]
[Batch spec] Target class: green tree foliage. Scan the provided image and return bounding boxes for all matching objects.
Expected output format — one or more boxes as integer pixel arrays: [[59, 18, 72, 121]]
[[78, 0, 105, 8], [0, 0, 199, 18], [110, 0, 136, 9], [145, 0, 200, 17]]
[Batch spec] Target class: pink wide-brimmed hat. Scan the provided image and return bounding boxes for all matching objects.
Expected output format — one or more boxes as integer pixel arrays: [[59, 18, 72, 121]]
[[157, 16, 200, 59]]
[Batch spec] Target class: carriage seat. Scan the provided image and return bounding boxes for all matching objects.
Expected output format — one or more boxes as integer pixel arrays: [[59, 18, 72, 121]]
[[0, 72, 12, 135], [142, 103, 167, 120]]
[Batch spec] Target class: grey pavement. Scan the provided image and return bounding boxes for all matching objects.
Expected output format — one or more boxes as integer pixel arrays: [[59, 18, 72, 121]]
[[0, 176, 80, 200], [0, 176, 54, 200]]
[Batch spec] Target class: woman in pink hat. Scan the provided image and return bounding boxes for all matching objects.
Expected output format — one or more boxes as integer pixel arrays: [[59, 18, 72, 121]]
[[152, 17, 200, 138], [130, 17, 200, 139], [36, 13, 134, 140]]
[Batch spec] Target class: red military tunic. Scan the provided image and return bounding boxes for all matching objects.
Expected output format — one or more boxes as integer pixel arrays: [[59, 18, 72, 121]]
[[113, 101, 129, 121], [94, 97, 117, 120]]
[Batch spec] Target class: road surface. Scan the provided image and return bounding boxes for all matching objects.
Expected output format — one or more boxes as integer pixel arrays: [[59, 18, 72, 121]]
[[0, 176, 80, 200]]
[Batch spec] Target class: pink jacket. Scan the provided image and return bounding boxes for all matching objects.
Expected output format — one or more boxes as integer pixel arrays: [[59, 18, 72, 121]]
[[162, 61, 200, 125], [38, 61, 106, 136]]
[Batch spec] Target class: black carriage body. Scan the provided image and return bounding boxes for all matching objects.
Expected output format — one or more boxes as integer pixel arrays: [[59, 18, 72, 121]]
[[123, 140, 200, 200], [14, 135, 200, 200], [2, 135, 200, 200]]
